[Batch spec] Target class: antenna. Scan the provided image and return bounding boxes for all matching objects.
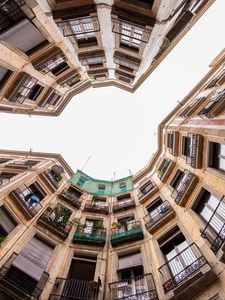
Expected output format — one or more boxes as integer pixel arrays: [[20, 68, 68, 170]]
[[81, 155, 92, 171], [113, 171, 116, 181]]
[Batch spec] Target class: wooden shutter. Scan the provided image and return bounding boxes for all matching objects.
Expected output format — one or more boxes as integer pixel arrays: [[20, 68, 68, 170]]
[[118, 252, 142, 271], [0, 206, 16, 234], [13, 237, 53, 281]]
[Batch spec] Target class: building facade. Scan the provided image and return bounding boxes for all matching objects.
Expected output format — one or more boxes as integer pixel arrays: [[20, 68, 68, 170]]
[[0, 48, 225, 299], [0, 0, 215, 116]]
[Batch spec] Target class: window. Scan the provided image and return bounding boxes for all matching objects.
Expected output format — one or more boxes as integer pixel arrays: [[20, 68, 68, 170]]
[[77, 176, 86, 187], [146, 198, 163, 218], [198, 88, 225, 118], [35, 51, 68, 75], [0, 172, 17, 185], [0, 206, 17, 238], [208, 142, 225, 173], [0, 158, 9, 164], [44, 91, 61, 107], [117, 216, 135, 233], [195, 189, 225, 234], [98, 183, 106, 194], [18, 182, 46, 206], [167, 132, 174, 149], [205, 69, 225, 89], [84, 219, 102, 234], [182, 136, 191, 156]]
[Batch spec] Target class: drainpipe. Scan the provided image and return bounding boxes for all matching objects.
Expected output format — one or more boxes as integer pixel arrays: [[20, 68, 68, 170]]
[[102, 180, 113, 300]]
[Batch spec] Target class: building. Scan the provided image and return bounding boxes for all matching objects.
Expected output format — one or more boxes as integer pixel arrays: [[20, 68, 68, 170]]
[[0, 46, 225, 299], [0, 0, 215, 116]]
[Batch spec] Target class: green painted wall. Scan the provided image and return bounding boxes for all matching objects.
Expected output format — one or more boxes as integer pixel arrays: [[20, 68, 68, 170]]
[[70, 170, 133, 196]]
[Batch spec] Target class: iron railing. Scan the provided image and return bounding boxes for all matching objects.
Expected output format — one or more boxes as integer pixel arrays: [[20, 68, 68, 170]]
[[109, 273, 157, 300], [59, 190, 82, 208], [113, 197, 135, 212], [49, 277, 100, 300], [201, 197, 225, 254], [112, 18, 151, 43], [84, 200, 109, 214], [144, 201, 173, 231], [185, 134, 203, 168], [138, 181, 156, 200], [42, 170, 61, 190], [73, 225, 106, 246], [57, 16, 100, 38], [157, 159, 171, 179], [171, 170, 196, 204], [111, 221, 143, 246], [0, 265, 49, 299], [10, 188, 43, 217], [38, 208, 72, 238], [158, 243, 208, 293]]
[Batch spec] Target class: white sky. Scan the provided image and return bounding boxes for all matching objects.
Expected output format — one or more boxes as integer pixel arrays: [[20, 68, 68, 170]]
[[1, 0, 224, 180]]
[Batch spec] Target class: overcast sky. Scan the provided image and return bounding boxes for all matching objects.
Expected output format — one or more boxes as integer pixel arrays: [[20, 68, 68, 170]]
[[1, 0, 224, 180]]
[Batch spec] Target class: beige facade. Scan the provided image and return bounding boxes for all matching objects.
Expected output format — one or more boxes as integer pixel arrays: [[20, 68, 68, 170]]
[[0, 0, 215, 116], [0, 48, 224, 299]]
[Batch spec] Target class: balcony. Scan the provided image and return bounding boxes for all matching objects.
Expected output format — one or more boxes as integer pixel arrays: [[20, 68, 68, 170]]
[[49, 277, 100, 300], [198, 89, 225, 118], [10, 188, 42, 219], [84, 200, 109, 214], [111, 221, 144, 247], [158, 243, 216, 299], [0, 260, 49, 300], [109, 273, 158, 300], [73, 225, 106, 246], [157, 159, 175, 183], [201, 198, 225, 262], [185, 134, 203, 169], [40, 170, 61, 192], [171, 170, 197, 206], [144, 201, 175, 234], [113, 197, 135, 213], [167, 131, 179, 156], [59, 189, 82, 209], [37, 208, 72, 240], [138, 181, 158, 204]]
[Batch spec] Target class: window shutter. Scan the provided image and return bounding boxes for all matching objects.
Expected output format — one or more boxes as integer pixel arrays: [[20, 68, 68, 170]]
[[12, 237, 53, 281], [118, 252, 142, 271], [0, 207, 16, 234]]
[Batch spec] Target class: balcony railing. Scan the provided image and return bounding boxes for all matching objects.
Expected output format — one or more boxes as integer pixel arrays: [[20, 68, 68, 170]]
[[171, 170, 197, 205], [10, 189, 42, 219], [138, 181, 157, 203], [111, 221, 144, 247], [40, 170, 60, 191], [73, 225, 106, 246], [49, 277, 100, 300], [84, 200, 109, 214], [37, 208, 72, 239], [144, 201, 174, 233], [185, 134, 203, 169], [59, 190, 81, 208], [0, 265, 49, 299], [201, 197, 225, 255], [109, 273, 158, 300], [158, 243, 208, 294], [113, 197, 135, 212]]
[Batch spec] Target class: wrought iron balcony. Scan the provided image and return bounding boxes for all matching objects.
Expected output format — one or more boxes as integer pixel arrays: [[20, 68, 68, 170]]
[[113, 197, 135, 212], [109, 273, 158, 300], [111, 221, 144, 247], [10, 188, 42, 219], [201, 197, 225, 257], [40, 170, 61, 192], [49, 277, 100, 300], [73, 225, 106, 246], [59, 190, 82, 208], [37, 208, 72, 240], [198, 89, 225, 118], [171, 170, 197, 206], [144, 201, 174, 233], [157, 159, 175, 183], [185, 134, 203, 169], [158, 243, 211, 295], [138, 181, 157, 204], [84, 200, 109, 214], [0, 264, 49, 299]]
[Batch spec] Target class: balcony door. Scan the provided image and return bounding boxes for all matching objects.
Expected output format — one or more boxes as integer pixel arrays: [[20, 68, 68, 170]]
[[161, 233, 196, 284]]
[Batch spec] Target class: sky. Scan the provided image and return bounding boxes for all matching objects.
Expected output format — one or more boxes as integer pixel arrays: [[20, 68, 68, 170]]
[[1, 0, 224, 180]]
